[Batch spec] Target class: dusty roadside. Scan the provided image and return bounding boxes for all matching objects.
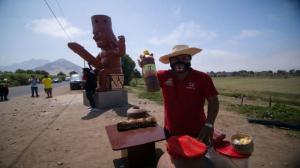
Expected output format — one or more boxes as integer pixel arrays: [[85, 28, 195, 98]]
[[0, 85, 299, 168]]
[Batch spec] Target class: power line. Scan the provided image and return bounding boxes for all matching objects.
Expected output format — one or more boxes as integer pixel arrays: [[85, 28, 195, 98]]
[[54, 0, 87, 67], [54, 0, 66, 18], [43, 0, 72, 41], [43, 0, 86, 67]]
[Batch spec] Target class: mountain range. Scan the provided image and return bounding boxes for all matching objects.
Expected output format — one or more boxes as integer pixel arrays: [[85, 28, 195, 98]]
[[0, 58, 83, 75], [0, 59, 50, 72]]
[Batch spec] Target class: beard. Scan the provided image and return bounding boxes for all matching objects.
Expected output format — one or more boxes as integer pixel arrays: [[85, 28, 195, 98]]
[[170, 61, 191, 73]]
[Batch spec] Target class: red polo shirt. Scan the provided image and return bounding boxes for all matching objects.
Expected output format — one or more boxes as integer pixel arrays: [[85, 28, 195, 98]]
[[157, 69, 218, 135]]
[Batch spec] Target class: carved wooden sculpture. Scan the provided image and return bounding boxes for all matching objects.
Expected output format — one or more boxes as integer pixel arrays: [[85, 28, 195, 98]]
[[68, 15, 125, 91]]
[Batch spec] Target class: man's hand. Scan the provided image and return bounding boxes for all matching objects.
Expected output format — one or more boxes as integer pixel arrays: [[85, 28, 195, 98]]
[[197, 125, 213, 146], [198, 95, 219, 146], [67, 42, 84, 54]]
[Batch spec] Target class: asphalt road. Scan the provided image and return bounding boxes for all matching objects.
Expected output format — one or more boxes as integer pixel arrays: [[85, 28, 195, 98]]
[[7, 81, 69, 99]]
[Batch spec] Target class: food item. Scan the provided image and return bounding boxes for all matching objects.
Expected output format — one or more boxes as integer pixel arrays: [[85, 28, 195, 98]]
[[117, 116, 157, 131], [233, 139, 240, 145], [239, 137, 251, 144], [231, 133, 254, 155], [232, 136, 251, 145], [127, 107, 148, 119]]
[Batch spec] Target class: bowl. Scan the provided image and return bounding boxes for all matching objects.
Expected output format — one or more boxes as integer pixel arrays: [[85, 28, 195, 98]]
[[231, 133, 254, 155]]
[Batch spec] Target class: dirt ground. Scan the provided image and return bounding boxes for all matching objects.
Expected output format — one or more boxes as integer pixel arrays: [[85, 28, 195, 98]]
[[0, 85, 299, 168]]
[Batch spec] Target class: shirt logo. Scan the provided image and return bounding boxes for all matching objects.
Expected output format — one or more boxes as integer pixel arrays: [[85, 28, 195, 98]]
[[164, 78, 173, 86], [186, 82, 196, 90]]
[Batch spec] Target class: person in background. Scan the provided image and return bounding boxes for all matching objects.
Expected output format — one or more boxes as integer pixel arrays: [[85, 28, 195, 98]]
[[138, 45, 219, 145], [29, 75, 39, 97], [0, 78, 9, 101], [42, 74, 52, 98], [82, 68, 98, 112]]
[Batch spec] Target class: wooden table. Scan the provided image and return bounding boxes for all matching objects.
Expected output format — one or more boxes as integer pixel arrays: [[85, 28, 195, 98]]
[[105, 124, 166, 168]]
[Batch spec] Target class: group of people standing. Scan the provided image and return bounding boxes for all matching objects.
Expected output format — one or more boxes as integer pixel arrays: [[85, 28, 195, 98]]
[[29, 74, 53, 98], [0, 73, 58, 102], [29, 75, 52, 98]]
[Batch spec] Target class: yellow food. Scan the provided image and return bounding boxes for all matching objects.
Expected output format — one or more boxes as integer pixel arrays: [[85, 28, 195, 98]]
[[239, 137, 251, 144]]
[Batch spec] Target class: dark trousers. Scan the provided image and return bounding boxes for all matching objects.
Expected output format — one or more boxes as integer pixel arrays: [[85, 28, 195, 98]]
[[31, 87, 39, 97], [85, 89, 96, 108], [0, 90, 3, 101], [0, 87, 8, 101]]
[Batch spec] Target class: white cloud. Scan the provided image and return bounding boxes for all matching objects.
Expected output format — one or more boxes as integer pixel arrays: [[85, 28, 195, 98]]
[[227, 29, 266, 45], [26, 17, 87, 39], [148, 21, 216, 46]]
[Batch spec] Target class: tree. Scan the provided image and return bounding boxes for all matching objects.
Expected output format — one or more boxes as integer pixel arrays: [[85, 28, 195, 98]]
[[35, 70, 49, 75], [277, 70, 287, 76], [133, 69, 142, 78], [121, 54, 136, 85], [15, 69, 26, 73], [26, 70, 34, 74], [289, 69, 295, 76], [69, 71, 78, 75], [57, 71, 66, 81], [249, 71, 255, 76], [238, 70, 248, 77], [295, 70, 300, 76], [57, 72, 66, 76]]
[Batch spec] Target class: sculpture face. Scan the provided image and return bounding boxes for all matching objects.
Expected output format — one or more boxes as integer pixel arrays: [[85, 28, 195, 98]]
[[93, 31, 109, 49]]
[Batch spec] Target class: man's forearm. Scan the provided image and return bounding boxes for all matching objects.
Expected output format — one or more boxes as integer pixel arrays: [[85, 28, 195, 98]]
[[206, 96, 219, 125]]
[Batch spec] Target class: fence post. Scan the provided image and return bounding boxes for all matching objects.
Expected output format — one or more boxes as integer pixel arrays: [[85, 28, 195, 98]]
[[269, 96, 272, 109], [241, 94, 244, 105]]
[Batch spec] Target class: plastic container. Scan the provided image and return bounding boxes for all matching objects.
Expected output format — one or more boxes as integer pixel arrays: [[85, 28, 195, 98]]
[[142, 56, 160, 92]]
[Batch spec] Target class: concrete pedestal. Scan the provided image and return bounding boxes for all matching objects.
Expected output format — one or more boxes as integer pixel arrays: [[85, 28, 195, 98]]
[[83, 90, 128, 109]]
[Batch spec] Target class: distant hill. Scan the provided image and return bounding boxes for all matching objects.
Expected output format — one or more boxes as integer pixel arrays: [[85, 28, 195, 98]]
[[34, 58, 82, 75], [0, 59, 50, 72]]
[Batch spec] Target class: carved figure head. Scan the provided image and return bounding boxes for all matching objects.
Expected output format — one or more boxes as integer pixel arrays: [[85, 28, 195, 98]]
[[91, 15, 118, 49]]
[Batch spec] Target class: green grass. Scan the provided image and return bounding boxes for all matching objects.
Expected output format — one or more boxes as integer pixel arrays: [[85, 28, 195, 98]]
[[228, 103, 300, 124], [126, 79, 163, 104], [214, 77, 300, 107], [213, 77, 300, 94], [127, 77, 300, 124]]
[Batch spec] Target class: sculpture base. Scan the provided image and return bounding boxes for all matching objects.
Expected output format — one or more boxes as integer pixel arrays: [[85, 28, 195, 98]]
[[83, 90, 128, 109]]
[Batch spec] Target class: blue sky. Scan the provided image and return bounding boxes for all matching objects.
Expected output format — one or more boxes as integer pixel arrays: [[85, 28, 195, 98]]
[[0, 0, 299, 72]]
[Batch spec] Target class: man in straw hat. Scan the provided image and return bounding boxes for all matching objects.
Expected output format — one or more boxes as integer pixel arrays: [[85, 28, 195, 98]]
[[139, 44, 219, 145]]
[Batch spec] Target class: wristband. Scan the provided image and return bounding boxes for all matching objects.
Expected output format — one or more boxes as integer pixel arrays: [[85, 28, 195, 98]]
[[204, 123, 213, 128]]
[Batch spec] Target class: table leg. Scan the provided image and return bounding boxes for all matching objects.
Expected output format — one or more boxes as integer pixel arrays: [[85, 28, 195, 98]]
[[127, 142, 156, 168]]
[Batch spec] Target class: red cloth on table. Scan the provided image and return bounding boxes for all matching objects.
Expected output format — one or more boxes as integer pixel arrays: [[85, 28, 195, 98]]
[[167, 135, 207, 159]]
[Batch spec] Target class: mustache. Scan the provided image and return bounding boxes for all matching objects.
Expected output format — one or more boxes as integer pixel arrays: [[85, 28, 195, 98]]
[[170, 61, 191, 73]]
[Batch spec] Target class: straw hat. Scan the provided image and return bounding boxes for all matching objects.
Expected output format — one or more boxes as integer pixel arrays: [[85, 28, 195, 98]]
[[159, 45, 202, 64]]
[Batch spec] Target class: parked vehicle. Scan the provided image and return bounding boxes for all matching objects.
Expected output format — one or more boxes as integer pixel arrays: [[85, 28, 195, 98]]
[[70, 74, 84, 90], [53, 78, 61, 83], [65, 76, 71, 81]]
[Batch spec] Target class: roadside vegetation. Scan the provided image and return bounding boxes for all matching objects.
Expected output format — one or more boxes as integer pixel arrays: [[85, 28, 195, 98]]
[[0, 69, 67, 86]]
